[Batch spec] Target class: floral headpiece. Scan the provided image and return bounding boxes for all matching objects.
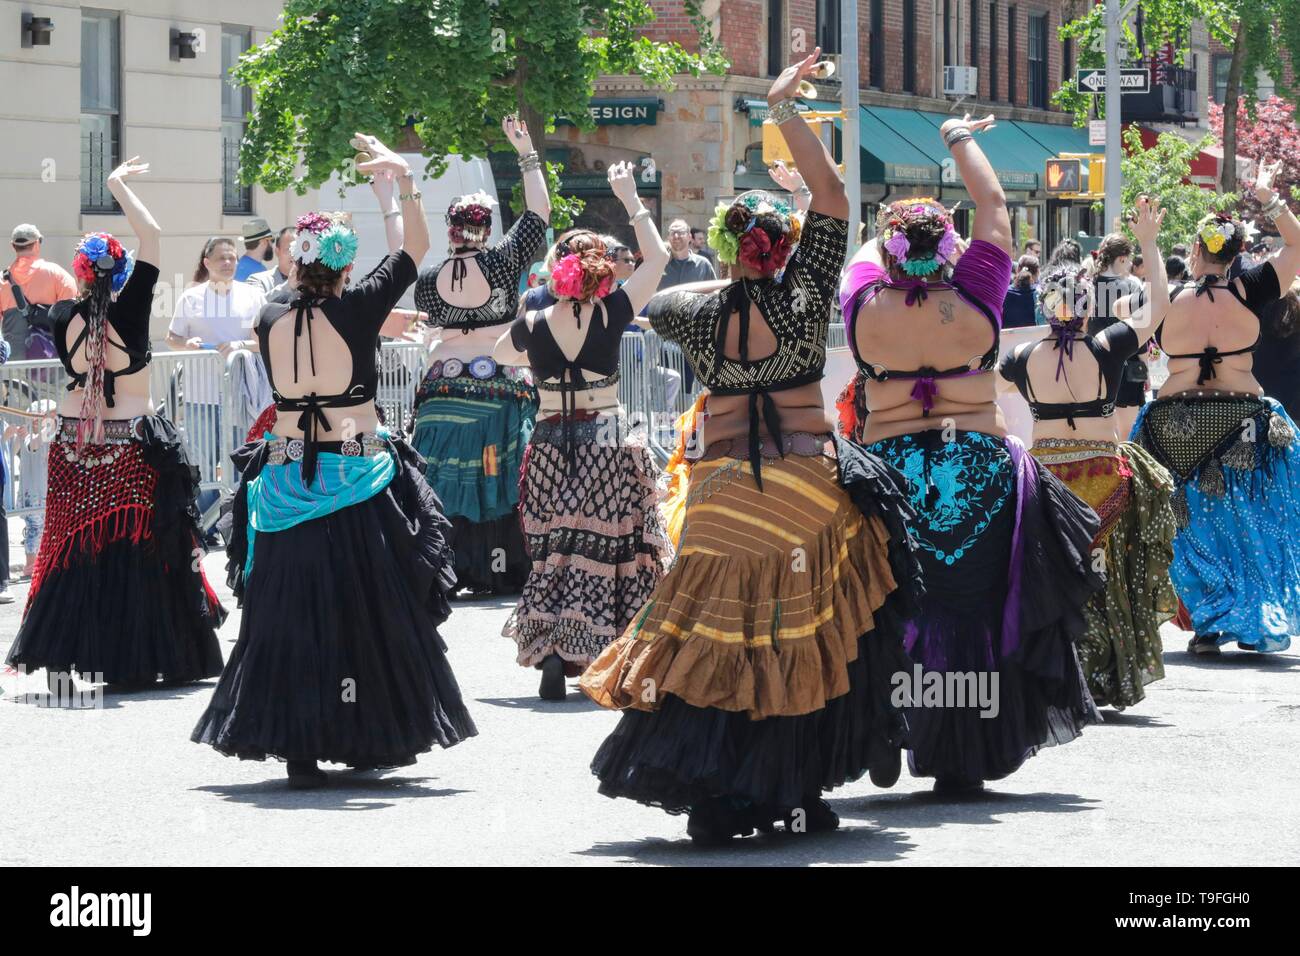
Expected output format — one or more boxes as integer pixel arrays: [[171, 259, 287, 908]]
[[447, 191, 497, 244], [550, 254, 614, 301], [1039, 267, 1094, 326], [1199, 215, 1237, 256], [879, 198, 958, 277], [707, 190, 799, 273], [292, 211, 358, 270], [73, 232, 134, 294]]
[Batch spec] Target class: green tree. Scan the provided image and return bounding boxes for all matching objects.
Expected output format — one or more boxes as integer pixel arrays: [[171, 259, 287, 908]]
[[234, 0, 728, 228], [1055, 1, 1298, 194], [1111, 126, 1234, 249]]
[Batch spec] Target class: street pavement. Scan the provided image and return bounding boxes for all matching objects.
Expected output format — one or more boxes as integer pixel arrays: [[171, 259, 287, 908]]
[[2, 552, 1298, 867]]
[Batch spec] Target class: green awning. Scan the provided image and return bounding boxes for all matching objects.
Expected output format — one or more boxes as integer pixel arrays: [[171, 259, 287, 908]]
[[858, 107, 942, 185], [1012, 119, 1093, 157], [911, 110, 1042, 190]]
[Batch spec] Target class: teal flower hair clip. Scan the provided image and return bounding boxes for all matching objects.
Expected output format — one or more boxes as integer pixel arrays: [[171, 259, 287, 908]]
[[316, 225, 359, 270]]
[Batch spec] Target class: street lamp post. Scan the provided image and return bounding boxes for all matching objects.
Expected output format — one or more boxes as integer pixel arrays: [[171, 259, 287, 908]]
[[1104, 0, 1139, 230], [842, 0, 861, 254]]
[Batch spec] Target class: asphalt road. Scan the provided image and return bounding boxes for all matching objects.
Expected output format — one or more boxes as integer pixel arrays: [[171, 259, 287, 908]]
[[2, 552, 1298, 867]]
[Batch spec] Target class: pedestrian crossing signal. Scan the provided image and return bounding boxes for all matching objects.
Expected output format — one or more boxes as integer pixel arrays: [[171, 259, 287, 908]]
[[1045, 158, 1083, 195]]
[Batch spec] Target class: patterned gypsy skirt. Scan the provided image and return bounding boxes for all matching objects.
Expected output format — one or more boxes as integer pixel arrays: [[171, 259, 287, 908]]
[[1131, 394, 1300, 652], [410, 367, 538, 594], [1031, 438, 1177, 708], [505, 412, 671, 676], [6, 415, 226, 685], [864, 429, 1103, 784], [580, 434, 924, 816], [192, 433, 476, 768]]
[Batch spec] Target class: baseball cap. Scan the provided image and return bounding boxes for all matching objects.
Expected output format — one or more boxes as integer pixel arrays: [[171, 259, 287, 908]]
[[11, 224, 42, 246], [241, 218, 273, 242]]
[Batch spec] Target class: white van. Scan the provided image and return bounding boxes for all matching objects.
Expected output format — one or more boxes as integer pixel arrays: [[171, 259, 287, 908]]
[[320, 152, 502, 309]]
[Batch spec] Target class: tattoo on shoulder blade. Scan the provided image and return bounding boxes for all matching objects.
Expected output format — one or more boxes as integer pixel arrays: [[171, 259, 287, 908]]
[[939, 301, 955, 324]]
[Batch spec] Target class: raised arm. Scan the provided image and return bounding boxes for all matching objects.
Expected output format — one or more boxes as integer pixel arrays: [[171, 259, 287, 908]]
[[1255, 159, 1300, 283], [355, 133, 429, 266], [106, 157, 160, 267], [939, 114, 1011, 255], [1116, 196, 1169, 344], [766, 50, 848, 221], [610, 161, 669, 314], [370, 169, 403, 254], [504, 115, 551, 223]]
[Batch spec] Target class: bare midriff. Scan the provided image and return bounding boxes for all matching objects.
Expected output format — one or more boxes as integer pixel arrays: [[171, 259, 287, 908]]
[[429, 324, 512, 363], [695, 382, 833, 448]]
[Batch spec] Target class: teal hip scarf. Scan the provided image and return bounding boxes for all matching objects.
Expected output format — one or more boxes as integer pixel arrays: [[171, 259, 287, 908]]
[[244, 428, 398, 576]]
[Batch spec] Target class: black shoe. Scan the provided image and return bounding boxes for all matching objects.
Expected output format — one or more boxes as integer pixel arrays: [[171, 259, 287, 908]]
[[784, 797, 840, 834], [1188, 634, 1222, 655], [933, 776, 986, 796], [687, 800, 755, 846], [869, 741, 902, 789], [538, 655, 566, 700], [286, 760, 328, 790]]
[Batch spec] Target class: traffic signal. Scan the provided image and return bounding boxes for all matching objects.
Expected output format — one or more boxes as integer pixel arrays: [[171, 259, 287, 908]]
[[1045, 158, 1083, 195]]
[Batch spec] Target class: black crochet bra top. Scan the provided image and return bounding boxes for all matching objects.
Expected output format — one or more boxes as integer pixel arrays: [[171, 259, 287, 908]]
[[647, 211, 849, 487], [413, 210, 547, 331]]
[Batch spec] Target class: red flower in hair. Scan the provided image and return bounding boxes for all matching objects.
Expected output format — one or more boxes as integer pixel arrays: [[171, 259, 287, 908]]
[[104, 234, 124, 259], [738, 229, 791, 274], [73, 255, 96, 284]]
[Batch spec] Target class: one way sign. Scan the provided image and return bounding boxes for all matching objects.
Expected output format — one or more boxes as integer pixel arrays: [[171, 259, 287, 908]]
[[1076, 69, 1151, 94]]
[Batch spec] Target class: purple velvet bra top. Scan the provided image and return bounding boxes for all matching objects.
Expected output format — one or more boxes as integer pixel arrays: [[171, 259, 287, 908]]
[[839, 238, 1014, 415]]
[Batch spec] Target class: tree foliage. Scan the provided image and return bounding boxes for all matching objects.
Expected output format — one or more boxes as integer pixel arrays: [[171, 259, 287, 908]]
[[1112, 126, 1234, 249], [234, 0, 729, 209], [1209, 95, 1300, 222]]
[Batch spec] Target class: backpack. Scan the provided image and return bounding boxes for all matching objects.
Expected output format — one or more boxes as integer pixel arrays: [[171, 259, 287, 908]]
[[1, 270, 57, 360]]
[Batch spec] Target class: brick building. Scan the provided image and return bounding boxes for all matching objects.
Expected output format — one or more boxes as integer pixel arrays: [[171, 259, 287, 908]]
[[519, 0, 1111, 253]]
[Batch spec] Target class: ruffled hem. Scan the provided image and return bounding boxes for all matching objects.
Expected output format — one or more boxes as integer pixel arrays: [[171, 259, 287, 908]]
[[580, 438, 922, 720]]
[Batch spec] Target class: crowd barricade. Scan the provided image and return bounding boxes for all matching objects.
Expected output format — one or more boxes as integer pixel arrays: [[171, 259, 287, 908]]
[[1, 328, 850, 518]]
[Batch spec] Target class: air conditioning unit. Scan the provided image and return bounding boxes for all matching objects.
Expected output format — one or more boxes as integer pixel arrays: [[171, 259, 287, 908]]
[[943, 66, 978, 97]]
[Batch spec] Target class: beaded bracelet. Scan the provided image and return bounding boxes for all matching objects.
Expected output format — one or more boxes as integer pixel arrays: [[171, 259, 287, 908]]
[[767, 98, 802, 125], [944, 128, 974, 149], [518, 151, 542, 172]]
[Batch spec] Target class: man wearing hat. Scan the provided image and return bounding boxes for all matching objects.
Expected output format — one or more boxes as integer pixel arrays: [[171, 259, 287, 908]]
[[235, 217, 275, 281], [1, 224, 77, 362]]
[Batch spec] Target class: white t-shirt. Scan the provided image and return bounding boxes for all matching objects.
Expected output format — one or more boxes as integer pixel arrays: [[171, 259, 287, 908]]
[[169, 281, 266, 403]]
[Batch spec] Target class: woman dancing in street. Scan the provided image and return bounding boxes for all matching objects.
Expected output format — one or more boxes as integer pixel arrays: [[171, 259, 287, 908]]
[[410, 116, 549, 595], [495, 162, 671, 700], [999, 197, 1177, 709], [6, 158, 226, 692], [579, 52, 922, 844], [840, 114, 1104, 793], [193, 135, 475, 787], [1130, 162, 1300, 656]]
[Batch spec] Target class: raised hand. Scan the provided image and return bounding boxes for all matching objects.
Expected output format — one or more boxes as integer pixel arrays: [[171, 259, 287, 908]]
[[502, 115, 535, 155], [940, 113, 996, 140], [768, 159, 805, 193], [607, 160, 639, 208], [1254, 158, 1283, 203], [108, 156, 149, 183], [1128, 195, 1166, 242], [352, 134, 412, 180], [767, 49, 823, 105]]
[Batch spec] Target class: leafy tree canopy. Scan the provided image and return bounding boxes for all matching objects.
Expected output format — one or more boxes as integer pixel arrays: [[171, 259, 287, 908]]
[[1113, 126, 1234, 248]]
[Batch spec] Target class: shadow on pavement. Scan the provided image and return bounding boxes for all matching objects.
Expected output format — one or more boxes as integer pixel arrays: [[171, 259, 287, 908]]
[[577, 824, 914, 866], [1166, 650, 1300, 670], [476, 694, 604, 714], [1094, 710, 1174, 728], [841, 789, 1100, 829], [192, 775, 470, 811]]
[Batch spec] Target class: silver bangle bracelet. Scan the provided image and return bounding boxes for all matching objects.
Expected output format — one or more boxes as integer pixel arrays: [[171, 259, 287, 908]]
[[518, 151, 541, 172], [767, 97, 802, 125], [383, 210, 401, 220], [944, 129, 974, 148], [628, 207, 653, 226], [1265, 198, 1288, 220]]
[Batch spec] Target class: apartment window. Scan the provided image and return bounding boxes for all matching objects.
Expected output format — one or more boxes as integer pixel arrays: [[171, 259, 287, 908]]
[[816, 0, 841, 55], [944, 0, 952, 66], [1063, 35, 1073, 83], [81, 10, 120, 213], [222, 28, 253, 215], [869, 0, 884, 88], [1212, 53, 1232, 103], [970, 1, 980, 85], [767, 0, 784, 77], [988, 4, 999, 101], [1007, 5, 1017, 104], [903, 0, 917, 93], [1029, 13, 1048, 108]]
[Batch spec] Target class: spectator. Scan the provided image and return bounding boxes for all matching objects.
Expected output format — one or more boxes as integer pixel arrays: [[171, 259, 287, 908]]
[[1, 224, 77, 360], [1170, 242, 1189, 259], [690, 226, 719, 272], [167, 236, 267, 524], [1023, 239, 1042, 259], [1132, 253, 1146, 281], [235, 218, 275, 281], [1003, 254, 1040, 328], [1165, 254, 1190, 283], [606, 241, 637, 285], [659, 218, 716, 289], [1254, 278, 1300, 420], [1043, 238, 1082, 272], [0, 323, 10, 603], [247, 226, 294, 294], [5, 399, 55, 584]]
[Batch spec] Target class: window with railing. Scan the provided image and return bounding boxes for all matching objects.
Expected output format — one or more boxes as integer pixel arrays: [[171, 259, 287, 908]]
[[81, 10, 120, 213], [1029, 13, 1048, 108], [222, 27, 253, 215], [869, 0, 884, 88]]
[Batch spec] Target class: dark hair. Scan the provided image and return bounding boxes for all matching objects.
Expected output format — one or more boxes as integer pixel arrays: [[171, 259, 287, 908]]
[[1014, 254, 1040, 290], [194, 236, 237, 283], [275, 226, 295, 245], [1170, 243, 1189, 258], [1044, 239, 1082, 272], [1194, 213, 1246, 265], [1266, 281, 1300, 338], [605, 242, 631, 262], [1096, 233, 1134, 272], [244, 237, 264, 252], [1165, 255, 1189, 282], [725, 201, 794, 276], [690, 227, 707, 239], [296, 259, 347, 298], [876, 200, 950, 276], [1132, 254, 1144, 268]]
